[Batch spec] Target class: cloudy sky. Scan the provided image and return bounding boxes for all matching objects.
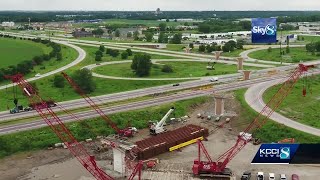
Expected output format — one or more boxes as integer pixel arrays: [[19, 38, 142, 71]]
[[0, 0, 319, 11]]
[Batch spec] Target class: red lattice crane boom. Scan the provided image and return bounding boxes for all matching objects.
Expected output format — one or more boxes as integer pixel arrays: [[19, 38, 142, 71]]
[[193, 64, 313, 175], [61, 72, 136, 137], [5, 74, 113, 180]]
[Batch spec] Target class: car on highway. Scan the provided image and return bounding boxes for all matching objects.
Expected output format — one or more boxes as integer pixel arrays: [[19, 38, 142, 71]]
[[241, 171, 251, 180], [210, 77, 219, 82], [173, 83, 180, 87], [269, 173, 275, 180], [280, 174, 287, 180]]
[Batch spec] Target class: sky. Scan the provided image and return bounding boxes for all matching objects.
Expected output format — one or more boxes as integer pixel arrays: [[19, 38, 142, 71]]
[[0, 0, 320, 11]]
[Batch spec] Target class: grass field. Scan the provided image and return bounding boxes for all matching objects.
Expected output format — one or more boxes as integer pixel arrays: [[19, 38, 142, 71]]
[[166, 44, 187, 51], [0, 45, 183, 111], [248, 47, 319, 62], [0, 97, 208, 158], [94, 61, 261, 78], [0, 38, 50, 68], [221, 49, 245, 57], [234, 89, 320, 143], [263, 75, 320, 128], [298, 35, 320, 42]]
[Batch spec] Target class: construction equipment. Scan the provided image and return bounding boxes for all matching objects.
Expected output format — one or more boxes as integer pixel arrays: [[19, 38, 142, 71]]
[[150, 107, 175, 135], [5, 74, 144, 180], [5, 74, 113, 180], [192, 64, 313, 176], [61, 72, 137, 137], [206, 59, 216, 70]]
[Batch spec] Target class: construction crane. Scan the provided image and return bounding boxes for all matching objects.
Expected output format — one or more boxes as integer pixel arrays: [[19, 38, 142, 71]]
[[5, 74, 113, 180], [192, 64, 313, 176], [150, 107, 175, 135], [61, 72, 137, 137]]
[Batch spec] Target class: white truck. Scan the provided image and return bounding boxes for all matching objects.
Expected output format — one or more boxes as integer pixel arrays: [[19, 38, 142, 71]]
[[257, 172, 264, 180], [150, 107, 175, 135]]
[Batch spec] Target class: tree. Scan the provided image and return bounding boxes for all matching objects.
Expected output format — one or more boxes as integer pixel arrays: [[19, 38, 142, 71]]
[[33, 56, 43, 65], [268, 47, 272, 53], [56, 52, 62, 61], [236, 40, 244, 49], [133, 31, 140, 41], [115, 29, 121, 37], [72, 69, 96, 94], [126, 49, 133, 56], [95, 55, 102, 61], [199, 45, 206, 52], [222, 44, 231, 52], [53, 75, 65, 88], [121, 52, 129, 59], [131, 53, 152, 77], [189, 43, 194, 49], [110, 50, 120, 57], [95, 50, 103, 57], [127, 32, 132, 38], [315, 41, 320, 52], [158, 32, 165, 43], [306, 42, 316, 53], [166, 19, 170, 22], [99, 45, 105, 52], [42, 54, 50, 61], [92, 28, 104, 37], [170, 33, 182, 44], [198, 24, 211, 33], [161, 65, 173, 73], [159, 23, 167, 31], [215, 45, 222, 51], [206, 44, 214, 53], [145, 32, 153, 42]]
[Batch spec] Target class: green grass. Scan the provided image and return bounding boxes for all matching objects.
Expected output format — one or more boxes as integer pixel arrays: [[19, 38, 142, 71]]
[[166, 44, 187, 52], [263, 75, 320, 128], [94, 61, 261, 78], [234, 89, 320, 143], [0, 45, 183, 111], [0, 96, 208, 158], [0, 37, 50, 68], [248, 47, 319, 63], [221, 49, 246, 57], [298, 35, 320, 42]]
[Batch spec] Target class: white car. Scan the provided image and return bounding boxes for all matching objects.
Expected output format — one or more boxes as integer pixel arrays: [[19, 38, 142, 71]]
[[269, 173, 275, 180], [210, 77, 219, 82], [280, 174, 287, 180]]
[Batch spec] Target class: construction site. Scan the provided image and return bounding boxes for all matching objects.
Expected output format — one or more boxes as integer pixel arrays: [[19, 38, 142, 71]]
[[0, 63, 319, 180]]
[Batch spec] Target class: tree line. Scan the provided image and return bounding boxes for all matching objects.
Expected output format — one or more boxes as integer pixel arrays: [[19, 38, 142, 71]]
[[0, 36, 62, 82]]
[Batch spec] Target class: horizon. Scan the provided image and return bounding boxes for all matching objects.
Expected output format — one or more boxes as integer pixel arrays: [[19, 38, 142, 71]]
[[1, 0, 320, 11]]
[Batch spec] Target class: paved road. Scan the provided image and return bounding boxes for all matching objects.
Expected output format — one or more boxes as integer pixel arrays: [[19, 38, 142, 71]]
[[245, 70, 320, 136], [240, 45, 306, 65], [84, 59, 273, 81], [0, 41, 86, 90], [0, 74, 289, 135]]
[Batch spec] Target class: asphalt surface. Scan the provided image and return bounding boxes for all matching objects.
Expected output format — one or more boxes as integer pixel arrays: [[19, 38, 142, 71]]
[[245, 69, 320, 136], [0, 74, 289, 135]]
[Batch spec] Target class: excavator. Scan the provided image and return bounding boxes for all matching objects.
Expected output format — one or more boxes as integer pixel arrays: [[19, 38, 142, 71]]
[[150, 107, 175, 135]]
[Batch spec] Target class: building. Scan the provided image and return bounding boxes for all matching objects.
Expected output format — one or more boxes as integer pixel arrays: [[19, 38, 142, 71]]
[[175, 25, 198, 31], [195, 39, 237, 45], [72, 30, 93, 38], [1, 22, 15, 27], [117, 27, 145, 37], [182, 31, 251, 40]]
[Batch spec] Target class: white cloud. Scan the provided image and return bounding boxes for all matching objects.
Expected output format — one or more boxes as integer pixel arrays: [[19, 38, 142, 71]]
[[0, 0, 319, 10]]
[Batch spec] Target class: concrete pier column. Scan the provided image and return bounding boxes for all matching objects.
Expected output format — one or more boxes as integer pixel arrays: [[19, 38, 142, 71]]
[[215, 51, 222, 60], [237, 57, 244, 70], [214, 95, 225, 116], [243, 70, 252, 80]]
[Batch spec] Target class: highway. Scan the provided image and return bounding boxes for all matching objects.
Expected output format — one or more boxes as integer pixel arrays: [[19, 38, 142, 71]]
[[245, 69, 320, 136], [0, 74, 289, 135]]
